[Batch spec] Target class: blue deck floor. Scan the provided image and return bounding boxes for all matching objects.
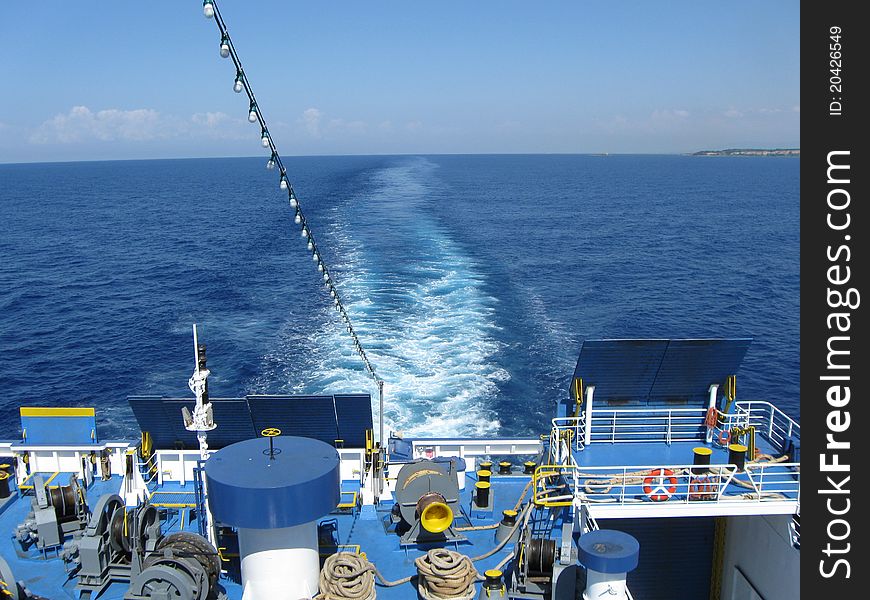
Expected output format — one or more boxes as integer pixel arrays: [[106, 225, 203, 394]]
[[0, 471, 537, 599]]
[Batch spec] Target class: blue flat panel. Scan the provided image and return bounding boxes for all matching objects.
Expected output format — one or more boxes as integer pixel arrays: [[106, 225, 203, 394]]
[[649, 339, 751, 403], [602, 517, 714, 600], [334, 394, 373, 447], [129, 397, 257, 450], [571, 339, 751, 406], [20, 413, 97, 445], [129, 396, 185, 449], [571, 339, 669, 402], [162, 399, 256, 449], [247, 395, 340, 445]]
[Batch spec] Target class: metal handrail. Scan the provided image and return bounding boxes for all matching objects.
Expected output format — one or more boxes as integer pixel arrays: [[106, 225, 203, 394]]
[[535, 461, 800, 508]]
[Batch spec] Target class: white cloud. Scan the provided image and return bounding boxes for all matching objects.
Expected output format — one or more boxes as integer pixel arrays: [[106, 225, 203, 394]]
[[792, 105, 800, 113], [652, 109, 689, 120], [28, 106, 246, 145], [301, 108, 323, 138], [723, 108, 744, 119]]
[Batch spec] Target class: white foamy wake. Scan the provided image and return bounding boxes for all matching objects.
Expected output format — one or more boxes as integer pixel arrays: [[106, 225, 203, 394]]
[[274, 160, 509, 437]]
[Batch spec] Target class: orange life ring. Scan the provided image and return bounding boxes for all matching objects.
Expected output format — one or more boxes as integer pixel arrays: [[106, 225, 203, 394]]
[[705, 407, 718, 428], [689, 475, 716, 501], [643, 468, 678, 502], [717, 429, 731, 446]]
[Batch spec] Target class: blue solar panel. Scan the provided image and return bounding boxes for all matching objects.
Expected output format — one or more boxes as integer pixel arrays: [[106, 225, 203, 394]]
[[570, 339, 751, 406]]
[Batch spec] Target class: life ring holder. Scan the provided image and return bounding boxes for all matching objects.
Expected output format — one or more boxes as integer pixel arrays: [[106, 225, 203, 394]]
[[643, 468, 678, 502], [689, 475, 716, 501], [705, 407, 718, 428]]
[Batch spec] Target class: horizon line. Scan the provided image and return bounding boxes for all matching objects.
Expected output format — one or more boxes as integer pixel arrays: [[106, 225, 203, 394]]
[[0, 149, 801, 167]]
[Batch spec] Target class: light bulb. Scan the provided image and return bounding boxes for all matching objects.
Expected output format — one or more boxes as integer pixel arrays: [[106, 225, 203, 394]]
[[318, 264, 324, 272], [233, 78, 243, 93], [301, 229, 309, 238], [279, 177, 288, 191], [307, 241, 313, 251], [330, 290, 336, 298], [266, 159, 275, 170], [289, 197, 297, 208], [312, 253, 319, 262], [324, 274, 330, 282], [219, 36, 230, 58], [203, 1, 214, 18], [294, 214, 302, 225], [261, 133, 270, 148]]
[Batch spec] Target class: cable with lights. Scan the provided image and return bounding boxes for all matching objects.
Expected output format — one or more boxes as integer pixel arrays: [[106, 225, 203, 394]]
[[202, 0, 381, 384]]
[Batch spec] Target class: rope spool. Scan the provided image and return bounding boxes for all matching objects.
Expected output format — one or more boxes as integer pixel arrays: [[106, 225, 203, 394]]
[[319, 553, 376, 600], [526, 538, 556, 576], [415, 549, 477, 600], [47, 485, 80, 521]]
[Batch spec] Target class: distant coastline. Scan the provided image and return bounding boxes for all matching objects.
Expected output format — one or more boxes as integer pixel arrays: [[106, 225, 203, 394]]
[[691, 148, 800, 157]]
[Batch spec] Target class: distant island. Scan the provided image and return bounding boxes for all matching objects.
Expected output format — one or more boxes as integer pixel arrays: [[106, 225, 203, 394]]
[[692, 148, 799, 156]]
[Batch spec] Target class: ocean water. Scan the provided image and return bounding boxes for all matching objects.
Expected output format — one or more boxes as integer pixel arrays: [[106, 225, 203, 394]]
[[0, 155, 799, 439]]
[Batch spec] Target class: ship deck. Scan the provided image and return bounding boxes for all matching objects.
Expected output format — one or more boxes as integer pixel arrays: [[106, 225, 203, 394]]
[[0, 471, 539, 599]]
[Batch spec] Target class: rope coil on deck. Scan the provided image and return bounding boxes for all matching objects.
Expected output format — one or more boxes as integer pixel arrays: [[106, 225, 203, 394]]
[[319, 553, 376, 600], [415, 549, 478, 600]]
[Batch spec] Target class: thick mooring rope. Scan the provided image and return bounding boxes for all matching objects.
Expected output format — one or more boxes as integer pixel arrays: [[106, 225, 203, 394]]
[[319, 553, 376, 600], [415, 549, 478, 600]]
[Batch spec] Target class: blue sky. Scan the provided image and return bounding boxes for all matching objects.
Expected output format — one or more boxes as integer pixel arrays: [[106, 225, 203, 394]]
[[0, 1, 799, 163]]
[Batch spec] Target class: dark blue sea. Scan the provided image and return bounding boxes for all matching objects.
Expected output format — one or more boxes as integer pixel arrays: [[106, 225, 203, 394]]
[[0, 155, 799, 439]]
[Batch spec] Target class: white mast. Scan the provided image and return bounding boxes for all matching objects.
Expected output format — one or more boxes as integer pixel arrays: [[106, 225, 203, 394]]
[[183, 324, 218, 547], [185, 323, 216, 461]]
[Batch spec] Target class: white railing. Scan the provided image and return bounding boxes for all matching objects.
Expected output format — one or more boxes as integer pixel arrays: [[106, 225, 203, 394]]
[[587, 407, 708, 444], [138, 453, 160, 490], [550, 416, 586, 463], [537, 462, 800, 508], [727, 401, 800, 453]]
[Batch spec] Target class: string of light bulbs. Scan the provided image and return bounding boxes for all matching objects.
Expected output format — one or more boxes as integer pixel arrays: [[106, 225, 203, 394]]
[[203, 0, 381, 384]]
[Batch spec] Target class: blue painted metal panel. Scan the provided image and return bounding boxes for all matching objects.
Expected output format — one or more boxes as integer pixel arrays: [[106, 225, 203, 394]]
[[334, 394, 373, 447], [247, 395, 340, 445], [649, 339, 751, 404], [162, 399, 256, 449], [602, 517, 714, 600], [571, 339, 669, 403], [130, 394, 372, 449], [571, 339, 751, 406], [128, 396, 185, 448], [129, 397, 256, 450], [20, 414, 97, 445]]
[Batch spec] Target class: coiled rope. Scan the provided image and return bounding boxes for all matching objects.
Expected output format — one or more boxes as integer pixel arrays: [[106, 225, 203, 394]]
[[315, 503, 533, 599], [415, 549, 478, 600], [319, 553, 376, 600]]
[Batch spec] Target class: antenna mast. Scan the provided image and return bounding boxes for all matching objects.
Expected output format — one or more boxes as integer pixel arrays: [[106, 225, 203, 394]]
[[184, 324, 216, 462]]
